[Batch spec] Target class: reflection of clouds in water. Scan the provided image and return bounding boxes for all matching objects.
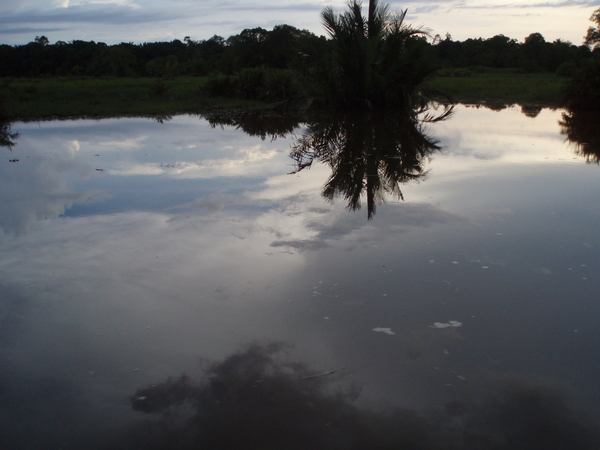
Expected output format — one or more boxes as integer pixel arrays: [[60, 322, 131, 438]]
[[271, 239, 331, 251], [95, 144, 282, 179], [82, 135, 147, 152], [270, 202, 467, 253], [65, 139, 80, 156], [433, 105, 565, 164], [168, 145, 281, 179], [0, 140, 98, 235], [166, 193, 241, 214]]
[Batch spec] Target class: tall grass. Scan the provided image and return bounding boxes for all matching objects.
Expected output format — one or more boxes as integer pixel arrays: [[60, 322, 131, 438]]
[[429, 72, 567, 105], [2, 76, 264, 120]]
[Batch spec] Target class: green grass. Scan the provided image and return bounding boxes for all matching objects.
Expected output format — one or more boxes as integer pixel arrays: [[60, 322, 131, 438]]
[[1, 76, 266, 121], [1, 72, 570, 121], [429, 72, 568, 106]]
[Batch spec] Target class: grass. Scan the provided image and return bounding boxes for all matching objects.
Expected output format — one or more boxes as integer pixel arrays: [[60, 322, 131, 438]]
[[429, 72, 568, 106], [1, 72, 569, 121], [1, 76, 266, 121]]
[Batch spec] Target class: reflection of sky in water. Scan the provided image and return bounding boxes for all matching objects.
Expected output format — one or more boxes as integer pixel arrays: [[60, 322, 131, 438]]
[[1, 106, 600, 446]]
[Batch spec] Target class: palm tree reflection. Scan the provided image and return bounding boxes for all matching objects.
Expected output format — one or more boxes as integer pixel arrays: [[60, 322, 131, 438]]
[[290, 109, 450, 219], [560, 110, 600, 164]]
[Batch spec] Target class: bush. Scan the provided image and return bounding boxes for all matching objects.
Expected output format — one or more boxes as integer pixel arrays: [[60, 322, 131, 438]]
[[235, 67, 265, 99], [205, 68, 301, 102], [149, 78, 170, 96], [556, 61, 577, 77], [204, 74, 237, 97], [565, 57, 600, 110]]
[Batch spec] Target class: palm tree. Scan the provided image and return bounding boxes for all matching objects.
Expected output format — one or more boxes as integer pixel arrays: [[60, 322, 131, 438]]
[[315, 0, 436, 110]]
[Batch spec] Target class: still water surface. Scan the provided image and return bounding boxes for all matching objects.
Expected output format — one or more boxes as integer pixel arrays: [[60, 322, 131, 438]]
[[1, 105, 600, 448]]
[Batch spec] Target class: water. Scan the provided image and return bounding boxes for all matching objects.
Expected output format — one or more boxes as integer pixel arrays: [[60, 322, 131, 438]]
[[1, 105, 599, 448]]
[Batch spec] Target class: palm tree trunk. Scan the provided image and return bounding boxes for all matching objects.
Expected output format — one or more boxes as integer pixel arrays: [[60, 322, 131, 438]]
[[367, 0, 375, 38]]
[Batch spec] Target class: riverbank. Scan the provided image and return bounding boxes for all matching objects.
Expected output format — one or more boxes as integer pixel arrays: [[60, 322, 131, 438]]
[[1, 73, 568, 121]]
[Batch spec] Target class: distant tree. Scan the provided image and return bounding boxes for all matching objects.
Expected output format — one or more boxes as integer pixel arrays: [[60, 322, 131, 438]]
[[521, 32, 551, 71], [584, 8, 600, 50], [34, 35, 49, 46], [565, 9, 600, 110], [145, 55, 179, 78], [87, 44, 138, 77], [223, 27, 269, 72]]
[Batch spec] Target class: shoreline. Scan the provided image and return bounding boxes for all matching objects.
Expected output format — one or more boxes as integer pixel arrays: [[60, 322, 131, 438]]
[[1, 73, 567, 122]]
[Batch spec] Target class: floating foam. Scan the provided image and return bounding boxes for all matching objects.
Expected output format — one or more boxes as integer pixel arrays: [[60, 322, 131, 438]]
[[432, 320, 462, 329], [373, 327, 395, 335]]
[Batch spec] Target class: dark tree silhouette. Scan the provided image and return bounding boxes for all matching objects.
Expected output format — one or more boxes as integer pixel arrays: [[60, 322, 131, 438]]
[[565, 9, 600, 111], [585, 8, 600, 50], [313, 0, 437, 110]]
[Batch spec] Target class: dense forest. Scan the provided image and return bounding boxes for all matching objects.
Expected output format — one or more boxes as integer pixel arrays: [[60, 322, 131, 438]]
[[0, 26, 594, 79]]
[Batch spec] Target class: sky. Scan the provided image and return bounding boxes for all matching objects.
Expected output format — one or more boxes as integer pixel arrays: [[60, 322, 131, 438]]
[[0, 0, 599, 47]]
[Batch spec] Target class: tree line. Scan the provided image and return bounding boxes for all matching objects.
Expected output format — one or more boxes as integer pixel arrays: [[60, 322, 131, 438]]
[[0, 26, 595, 79]]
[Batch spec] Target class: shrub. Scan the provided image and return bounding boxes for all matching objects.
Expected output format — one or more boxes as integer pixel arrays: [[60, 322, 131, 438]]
[[565, 57, 600, 110], [149, 78, 170, 96], [205, 68, 301, 102], [556, 61, 577, 77], [204, 74, 237, 97]]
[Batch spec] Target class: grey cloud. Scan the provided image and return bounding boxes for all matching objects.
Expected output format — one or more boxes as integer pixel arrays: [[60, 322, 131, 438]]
[[0, 5, 183, 26], [0, 1, 327, 27], [461, 0, 600, 9], [223, 2, 325, 13], [0, 26, 65, 34], [411, 5, 442, 14]]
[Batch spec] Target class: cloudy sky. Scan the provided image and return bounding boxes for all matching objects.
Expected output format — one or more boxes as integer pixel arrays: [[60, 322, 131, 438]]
[[0, 0, 599, 47]]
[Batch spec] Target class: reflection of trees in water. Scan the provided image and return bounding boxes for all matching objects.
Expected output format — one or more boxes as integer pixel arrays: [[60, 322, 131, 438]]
[[290, 111, 448, 219], [560, 110, 600, 164], [203, 111, 302, 141], [201, 108, 451, 219], [116, 343, 600, 450], [0, 119, 18, 149], [462, 102, 549, 118], [520, 104, 542, 118]]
